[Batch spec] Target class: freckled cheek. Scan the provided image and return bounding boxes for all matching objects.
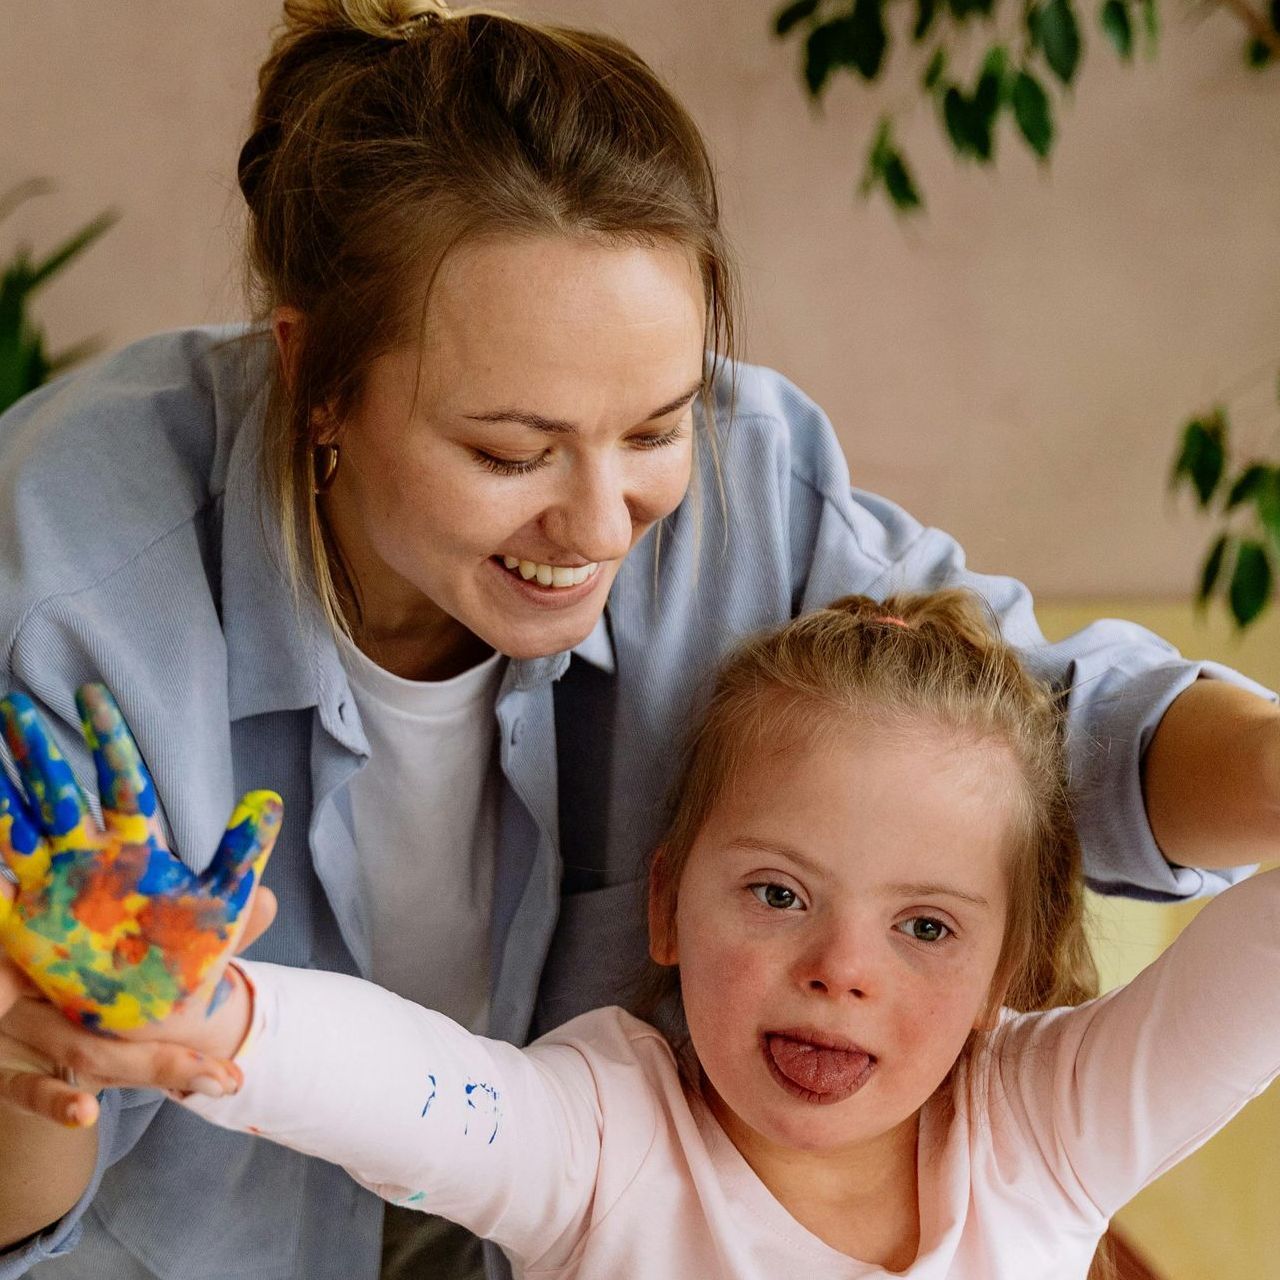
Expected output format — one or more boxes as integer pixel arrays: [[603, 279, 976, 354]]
[[680, 932, 777, 1049], [630, 449, 693, 528]]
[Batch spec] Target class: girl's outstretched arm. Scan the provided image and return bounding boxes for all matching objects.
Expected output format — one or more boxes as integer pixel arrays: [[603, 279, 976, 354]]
[[181, 961, 615, 1270]]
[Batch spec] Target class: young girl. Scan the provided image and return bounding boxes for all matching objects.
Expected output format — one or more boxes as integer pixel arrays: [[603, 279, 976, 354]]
[[2, 591, 1277, 1278]]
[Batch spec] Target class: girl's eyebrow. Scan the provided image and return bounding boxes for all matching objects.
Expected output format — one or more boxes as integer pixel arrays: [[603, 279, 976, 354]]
[[728, 838, 991, 909], [883, 881, 992, 909], [462, 378, 705, 436]]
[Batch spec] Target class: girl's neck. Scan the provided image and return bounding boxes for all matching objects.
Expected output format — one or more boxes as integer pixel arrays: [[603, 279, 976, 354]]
[[707, 1086, 923, 1272]]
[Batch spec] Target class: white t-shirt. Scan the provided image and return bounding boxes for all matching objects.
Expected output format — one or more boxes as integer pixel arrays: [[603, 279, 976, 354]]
[[340, 639, 506, 1034]]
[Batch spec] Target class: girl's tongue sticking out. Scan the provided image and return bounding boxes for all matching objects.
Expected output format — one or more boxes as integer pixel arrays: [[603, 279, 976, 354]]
[[764, 1033, 876, 1103]]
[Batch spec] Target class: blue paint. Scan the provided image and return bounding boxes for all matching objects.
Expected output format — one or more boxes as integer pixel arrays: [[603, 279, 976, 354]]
[[0, 771, 38, 854], [207, 974, 233, 1016], [420, 1073, 437, 1118], [402, 1191, 426, 1206], [138, 843, 192, 896], [206, 816, 259, 895], [464, 1081, 501, 1145]]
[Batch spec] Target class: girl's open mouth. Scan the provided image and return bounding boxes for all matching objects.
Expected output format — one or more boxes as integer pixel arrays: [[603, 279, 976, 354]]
[[762, 1031, 876, 1104]]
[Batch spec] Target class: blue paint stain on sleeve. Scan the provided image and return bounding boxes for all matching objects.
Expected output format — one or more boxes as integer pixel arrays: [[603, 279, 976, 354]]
[[420, 1074, 437, 1118], [463, 1081, 501, 1145]]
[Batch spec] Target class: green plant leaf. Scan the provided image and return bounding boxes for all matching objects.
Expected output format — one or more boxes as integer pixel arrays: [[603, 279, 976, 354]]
[[950, 0, 995, 17], [1171, 413, 1226, 506], [1272, 0, 1280, 31], [849, 0, 889, 79], [1229, 540, 1272, 627], [882, 150, 924, 209], [1256, 469, 1280, 549], [1011, 69, 1054, 156], [804, 20, 841, 94], [1100, 0, 1133, 59], [1140, 0, 1159, 54], [914, 0, 938, 40], [28, 211, 118, 295], [1036, 0, 1083, 84], [1246, 37, 1271, 66], [1199, 533, 1229, 603], [775, 0, 821, 37], [924, 46, 947, 88], [1226, 462, 1268, 509]]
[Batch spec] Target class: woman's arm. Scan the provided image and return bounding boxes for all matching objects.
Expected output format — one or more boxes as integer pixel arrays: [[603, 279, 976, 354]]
[[1143, 679, 1280, 870]]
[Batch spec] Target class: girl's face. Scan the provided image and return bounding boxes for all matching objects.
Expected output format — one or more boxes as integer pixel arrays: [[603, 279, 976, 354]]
[[310, 234, 705, 675], [654, 716, 1016, 1161]]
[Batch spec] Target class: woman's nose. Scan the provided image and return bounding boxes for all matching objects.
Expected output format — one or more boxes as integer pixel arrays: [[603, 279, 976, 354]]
[[543, 457, 635, 563]]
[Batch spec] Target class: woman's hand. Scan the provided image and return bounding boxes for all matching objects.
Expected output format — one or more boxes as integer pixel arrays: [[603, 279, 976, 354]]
[[0, 683, 281, 1125]]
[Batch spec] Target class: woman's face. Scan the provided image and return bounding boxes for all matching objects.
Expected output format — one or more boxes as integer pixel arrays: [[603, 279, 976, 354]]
[[313, 234, 706, 676]]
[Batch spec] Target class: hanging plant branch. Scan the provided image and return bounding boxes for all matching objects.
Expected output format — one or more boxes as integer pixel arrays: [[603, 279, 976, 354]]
[[772, 0, 1279, 211]]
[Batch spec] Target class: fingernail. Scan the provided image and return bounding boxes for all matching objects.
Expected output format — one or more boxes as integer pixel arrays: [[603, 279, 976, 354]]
[[187, 1075, 228, 1099]]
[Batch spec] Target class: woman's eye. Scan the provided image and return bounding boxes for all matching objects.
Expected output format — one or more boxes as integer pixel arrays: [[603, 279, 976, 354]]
[[749, 883, 803, 911], [630, 424, 686, 451], [894, 916, 951, 944], [473, 450, 549, 476]]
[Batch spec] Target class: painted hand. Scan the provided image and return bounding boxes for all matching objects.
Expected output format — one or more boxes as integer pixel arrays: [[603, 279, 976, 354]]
[[0, 684, 282, 1035]]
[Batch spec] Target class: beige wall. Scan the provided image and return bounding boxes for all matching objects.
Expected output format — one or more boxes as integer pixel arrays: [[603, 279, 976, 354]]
[[3, 2, 1278, 600]]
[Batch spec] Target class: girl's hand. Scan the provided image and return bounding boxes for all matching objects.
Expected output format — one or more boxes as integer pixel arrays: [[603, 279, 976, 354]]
[[0, 683, 281, 1123]]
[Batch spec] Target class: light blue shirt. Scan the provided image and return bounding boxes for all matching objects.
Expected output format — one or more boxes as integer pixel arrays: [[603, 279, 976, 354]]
[[0, 327, 1265, 1280]]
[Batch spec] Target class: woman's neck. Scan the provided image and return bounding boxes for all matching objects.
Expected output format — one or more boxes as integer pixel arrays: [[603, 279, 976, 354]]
[[708, 1088, 923, 1272]]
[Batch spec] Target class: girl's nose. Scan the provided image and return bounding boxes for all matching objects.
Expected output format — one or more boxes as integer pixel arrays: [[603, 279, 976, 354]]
[[796, 923, 877, 1000]]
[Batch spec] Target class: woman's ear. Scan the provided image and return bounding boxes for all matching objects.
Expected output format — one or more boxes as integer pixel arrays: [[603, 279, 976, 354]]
[[648, 850, 678, 967], [271, 305, 305, 394]]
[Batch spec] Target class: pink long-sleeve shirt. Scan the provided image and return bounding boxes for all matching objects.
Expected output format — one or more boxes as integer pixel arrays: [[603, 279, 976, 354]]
[[186, 867, 1280, 1278]]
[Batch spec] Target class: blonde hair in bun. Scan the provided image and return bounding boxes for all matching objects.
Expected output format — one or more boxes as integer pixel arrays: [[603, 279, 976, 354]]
[[280, 0, 453, 39]]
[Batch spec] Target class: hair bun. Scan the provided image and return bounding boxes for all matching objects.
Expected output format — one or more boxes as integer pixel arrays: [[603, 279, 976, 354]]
[[281, 0, 450, 41]]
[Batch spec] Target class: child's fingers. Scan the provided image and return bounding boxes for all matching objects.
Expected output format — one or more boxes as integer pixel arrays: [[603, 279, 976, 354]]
[[0, 694, 94, 845], [201, 792, 283, 912], [0, 768, 43, 885], [74, 684, 164, 847], [0, 1065, 98, 1128]]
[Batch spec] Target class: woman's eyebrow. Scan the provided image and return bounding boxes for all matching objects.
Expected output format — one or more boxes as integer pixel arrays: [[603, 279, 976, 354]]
[[462, 378, 705, 435], [883, 881, 992, 909]]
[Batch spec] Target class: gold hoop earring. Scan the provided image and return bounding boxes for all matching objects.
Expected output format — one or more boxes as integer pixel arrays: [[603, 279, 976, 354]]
[[313, 444, 340, 494]]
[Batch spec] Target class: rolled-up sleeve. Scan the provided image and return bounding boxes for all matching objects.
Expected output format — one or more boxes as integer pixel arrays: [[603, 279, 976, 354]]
[[764, 369, 1275, 902]]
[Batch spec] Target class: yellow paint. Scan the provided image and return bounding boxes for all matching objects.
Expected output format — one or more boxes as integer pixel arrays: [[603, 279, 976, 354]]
[[1038, 600, 1280, 1280]]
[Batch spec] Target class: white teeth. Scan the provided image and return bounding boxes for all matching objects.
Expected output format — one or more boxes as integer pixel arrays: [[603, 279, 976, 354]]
[[500, 557, 600, 589]]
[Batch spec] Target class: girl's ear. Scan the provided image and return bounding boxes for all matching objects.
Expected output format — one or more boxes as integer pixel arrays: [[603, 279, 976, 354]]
[[648, 850, 678, 967]]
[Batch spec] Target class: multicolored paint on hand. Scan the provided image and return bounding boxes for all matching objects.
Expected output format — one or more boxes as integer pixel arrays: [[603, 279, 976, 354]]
[[0, 684, 282, 1034]]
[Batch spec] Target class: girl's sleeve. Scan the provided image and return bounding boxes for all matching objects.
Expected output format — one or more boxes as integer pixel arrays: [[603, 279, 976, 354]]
[[181, 960, 609, 1266], [985, 865, 1280, 1220]]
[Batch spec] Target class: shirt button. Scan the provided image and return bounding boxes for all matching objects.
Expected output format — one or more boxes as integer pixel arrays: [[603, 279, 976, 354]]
[[338, 702, 348, 723], [509, 719, 523, 746]]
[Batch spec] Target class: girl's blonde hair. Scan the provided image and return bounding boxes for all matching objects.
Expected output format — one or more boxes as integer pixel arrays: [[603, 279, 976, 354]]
[[647, 589, 1097, 1039], [239, 0, 739, 635]]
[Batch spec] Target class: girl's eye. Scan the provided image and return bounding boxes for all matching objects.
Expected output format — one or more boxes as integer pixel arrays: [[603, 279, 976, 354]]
[[749, 883, 804, 912], [473, 450, 549, 476], [894, 916, 952, 944]]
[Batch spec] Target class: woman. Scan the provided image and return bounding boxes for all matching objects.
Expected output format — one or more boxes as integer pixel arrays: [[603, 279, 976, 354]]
[[0, 3, 1276, 1279]]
